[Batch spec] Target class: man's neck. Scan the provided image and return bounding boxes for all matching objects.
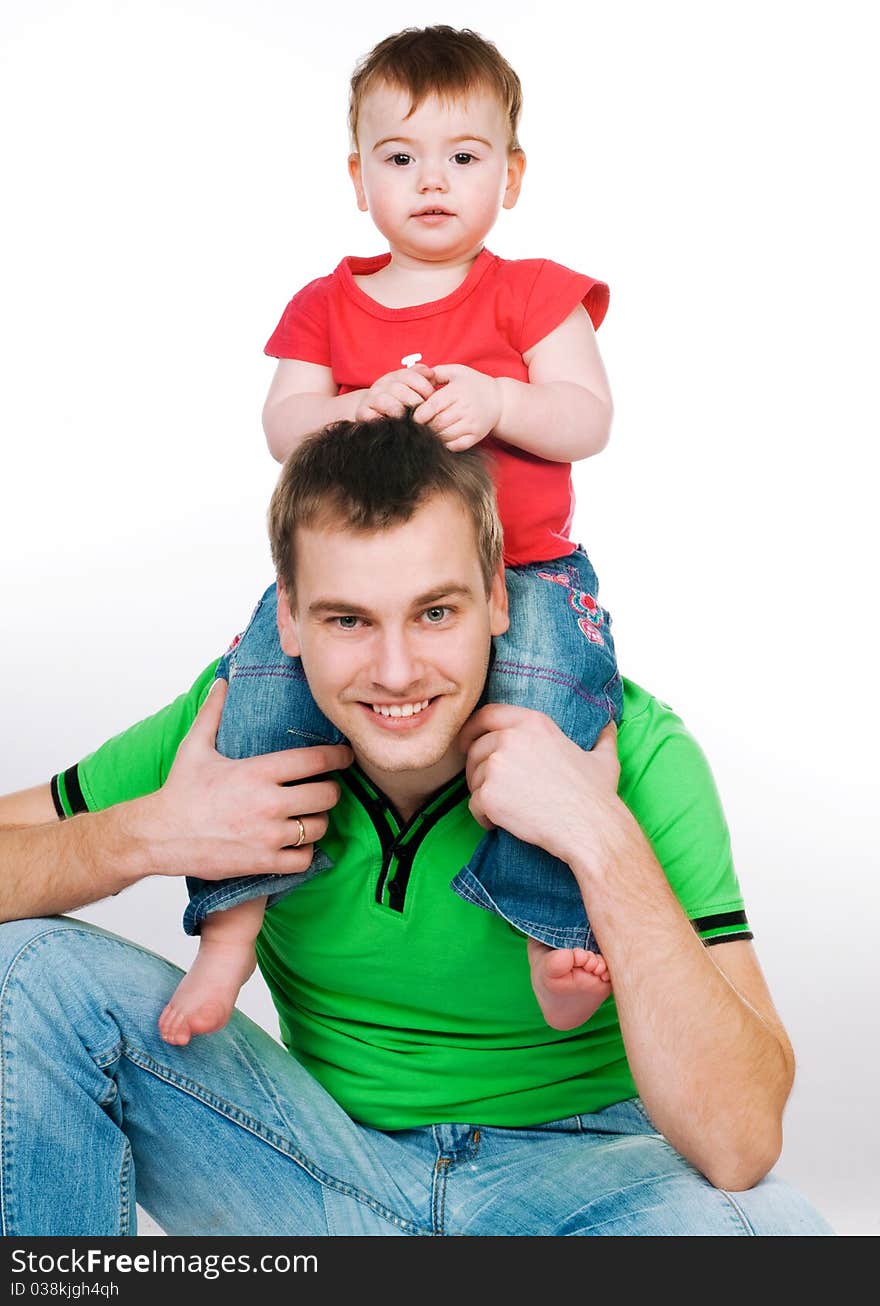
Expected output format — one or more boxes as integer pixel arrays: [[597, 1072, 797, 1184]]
[[353, 751, 466, 823]]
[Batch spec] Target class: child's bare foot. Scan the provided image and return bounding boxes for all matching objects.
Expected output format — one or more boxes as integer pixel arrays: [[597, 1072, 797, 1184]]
[[158, 940, 256, 1046], [527, 938, 612, 1030]]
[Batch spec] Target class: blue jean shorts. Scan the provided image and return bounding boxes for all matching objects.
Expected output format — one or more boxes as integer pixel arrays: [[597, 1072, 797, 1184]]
[[451, 548, 621, 949]]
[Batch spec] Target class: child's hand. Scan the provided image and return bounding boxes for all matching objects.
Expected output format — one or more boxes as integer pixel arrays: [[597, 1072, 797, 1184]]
[[411, 364, 502, 451], [356, 364, 436, 422]]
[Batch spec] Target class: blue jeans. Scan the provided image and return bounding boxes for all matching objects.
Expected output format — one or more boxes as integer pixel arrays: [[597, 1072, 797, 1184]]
[[0, 918, 833, 1236], [182, 586, 344, 937], [185, 554, 621, 949]]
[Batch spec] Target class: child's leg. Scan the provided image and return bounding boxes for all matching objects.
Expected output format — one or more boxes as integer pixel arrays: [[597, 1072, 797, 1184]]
[[183, 583, 346, 938], [527, 940, 612, 1031], [449, 550, 623, 1028], [159, 897, 267, 1046]]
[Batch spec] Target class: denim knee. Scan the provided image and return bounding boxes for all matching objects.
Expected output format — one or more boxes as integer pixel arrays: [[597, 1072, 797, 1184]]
[[0, 917, 83, 981], [490, 550, 621, 750], [217, 582, 343, 759]]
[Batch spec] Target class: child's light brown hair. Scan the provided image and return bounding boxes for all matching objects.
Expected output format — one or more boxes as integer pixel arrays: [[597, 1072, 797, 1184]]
[[349, 25, 523, 152]]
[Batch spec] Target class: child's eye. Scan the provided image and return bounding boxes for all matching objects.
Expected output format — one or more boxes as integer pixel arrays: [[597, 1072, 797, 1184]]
[[423, 606, 450, 624], [453, 152, 475, 165], [390, 153, 412, 166]]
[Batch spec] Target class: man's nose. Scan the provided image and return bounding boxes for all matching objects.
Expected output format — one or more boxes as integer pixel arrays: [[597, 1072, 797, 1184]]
[[371, 629, 424, 692]]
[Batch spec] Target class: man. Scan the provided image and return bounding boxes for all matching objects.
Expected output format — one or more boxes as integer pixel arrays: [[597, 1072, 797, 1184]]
[[0, 418, 831, 1235]]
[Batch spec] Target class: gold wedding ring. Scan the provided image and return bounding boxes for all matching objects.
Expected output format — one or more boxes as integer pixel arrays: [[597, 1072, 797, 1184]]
[[293, 817, 307, 848]]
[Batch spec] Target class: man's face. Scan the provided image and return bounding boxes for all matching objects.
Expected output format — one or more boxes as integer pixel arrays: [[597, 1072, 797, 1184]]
[[348, 82, 525, 268], [277, 494, 508, 794]]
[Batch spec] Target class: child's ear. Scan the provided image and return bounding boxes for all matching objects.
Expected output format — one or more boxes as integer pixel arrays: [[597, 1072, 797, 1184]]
[[503, 149, 526, 210], [348, 153, 369, 212], [276, 582, 301, 657]]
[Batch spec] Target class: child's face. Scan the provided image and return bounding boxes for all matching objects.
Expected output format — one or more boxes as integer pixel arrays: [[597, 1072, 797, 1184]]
[[349, 82, 525, 266]]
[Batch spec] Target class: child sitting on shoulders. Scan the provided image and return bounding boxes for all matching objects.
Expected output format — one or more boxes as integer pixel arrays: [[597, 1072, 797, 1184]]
[[160, 25, 620, 1046]]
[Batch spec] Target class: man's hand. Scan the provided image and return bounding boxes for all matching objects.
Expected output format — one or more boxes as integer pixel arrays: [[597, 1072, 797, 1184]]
[[355, 364, 436, 422], [457, 705, 621, 862], [141, 679, 353, 879], [411, 364, 503, 450]]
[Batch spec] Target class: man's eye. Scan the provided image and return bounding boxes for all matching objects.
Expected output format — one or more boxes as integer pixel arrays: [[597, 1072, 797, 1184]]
[[453, 152, 475, 164], [423, 606, 449, 623], [333, 615, 361, 629], [390, 153, 412, 166]]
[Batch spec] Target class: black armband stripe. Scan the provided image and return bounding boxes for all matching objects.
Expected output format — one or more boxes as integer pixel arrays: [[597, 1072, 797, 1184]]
[[692, 909, 749, 933], [50, 774, 66, 819], [60, 764, 88, 816], [704, 930, 753, 946]]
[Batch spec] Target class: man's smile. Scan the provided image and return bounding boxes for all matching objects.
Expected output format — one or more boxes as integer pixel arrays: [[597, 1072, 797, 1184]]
[[357, 695, 441, 731], [371, 698, 431, 717]]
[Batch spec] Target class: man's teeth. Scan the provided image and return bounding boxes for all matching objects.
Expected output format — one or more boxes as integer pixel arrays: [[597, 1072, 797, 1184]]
[[371, 700, 431, 718]]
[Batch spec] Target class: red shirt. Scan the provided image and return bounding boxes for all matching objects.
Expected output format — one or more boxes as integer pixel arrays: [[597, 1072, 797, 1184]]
[[265, 249, 609, 565]]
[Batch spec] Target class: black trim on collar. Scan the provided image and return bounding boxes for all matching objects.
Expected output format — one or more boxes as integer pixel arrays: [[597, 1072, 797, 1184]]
[[340, 769, 397, 899], [385, 779, 470, 912], [341, 766, 470, 912]]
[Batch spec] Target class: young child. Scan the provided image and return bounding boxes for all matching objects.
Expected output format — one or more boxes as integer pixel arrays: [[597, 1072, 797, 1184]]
[[159, 26, 620, 1047]]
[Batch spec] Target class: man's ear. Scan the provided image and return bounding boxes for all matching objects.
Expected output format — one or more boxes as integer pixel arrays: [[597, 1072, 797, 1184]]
[[502, 149, 526, 211], [488, 563, 510, 637], [348, 153, 369, 212], [276, 582, 301, 657]]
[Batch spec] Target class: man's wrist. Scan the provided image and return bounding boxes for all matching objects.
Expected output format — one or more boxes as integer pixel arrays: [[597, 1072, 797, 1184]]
[[102, 793, 171, 885], [560, 795, 645, 888]]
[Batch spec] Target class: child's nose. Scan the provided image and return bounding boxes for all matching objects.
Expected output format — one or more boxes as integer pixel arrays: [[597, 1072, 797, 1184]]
[[417, 160, 448, 191]]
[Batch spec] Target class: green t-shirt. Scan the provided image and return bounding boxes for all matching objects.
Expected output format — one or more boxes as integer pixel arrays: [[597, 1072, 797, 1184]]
[[53, 666, 751, 1129]]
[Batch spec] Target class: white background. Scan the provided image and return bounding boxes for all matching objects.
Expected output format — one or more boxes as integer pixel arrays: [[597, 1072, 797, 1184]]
[[1, 0, 877, 1236]]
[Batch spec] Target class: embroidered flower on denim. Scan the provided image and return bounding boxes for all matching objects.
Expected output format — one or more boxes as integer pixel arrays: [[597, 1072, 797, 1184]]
[[536, 571, 606, 647]]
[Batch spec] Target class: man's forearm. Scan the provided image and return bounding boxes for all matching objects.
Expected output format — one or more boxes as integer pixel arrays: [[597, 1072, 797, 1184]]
[[0, 799, 153, 922], [0, 686, 352, 926], [564, 804, 794, 1190]]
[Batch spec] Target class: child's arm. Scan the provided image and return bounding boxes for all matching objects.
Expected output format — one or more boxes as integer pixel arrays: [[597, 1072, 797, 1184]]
[[262, 360, 363, 462], [412, 305, 612, 460], [500, 304, 613, 460], [263, 360, 437, 463]]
